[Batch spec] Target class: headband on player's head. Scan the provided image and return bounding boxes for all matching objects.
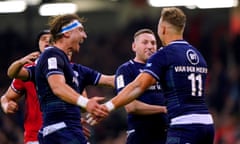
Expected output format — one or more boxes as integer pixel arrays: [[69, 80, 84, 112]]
[[58, 20, 83, 35]]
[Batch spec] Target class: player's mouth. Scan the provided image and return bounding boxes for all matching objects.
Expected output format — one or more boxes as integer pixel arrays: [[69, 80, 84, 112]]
[[146, 51, 154, 56]]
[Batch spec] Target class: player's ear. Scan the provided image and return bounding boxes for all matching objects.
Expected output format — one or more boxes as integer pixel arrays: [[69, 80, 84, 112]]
[[63, 31, 71, 38], [132, 42, 136, 52], [162, 25, 166, 35]]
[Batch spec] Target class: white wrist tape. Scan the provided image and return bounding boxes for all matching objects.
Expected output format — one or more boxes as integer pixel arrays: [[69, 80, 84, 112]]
[[104, 101, 115, 112], [76, 95, 89, 108]]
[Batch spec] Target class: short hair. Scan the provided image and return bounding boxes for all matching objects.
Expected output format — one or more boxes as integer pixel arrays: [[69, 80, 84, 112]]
[[48, 14, 85, 42], [161, 7, 186, 31], [34, 29, 50, 51], [134, 28, 155, 39]]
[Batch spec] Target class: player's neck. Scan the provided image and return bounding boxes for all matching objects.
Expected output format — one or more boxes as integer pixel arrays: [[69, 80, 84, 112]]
[[54, 40, 73, 56], [133, 57, 146, 64], [165, 34, 183, 46]]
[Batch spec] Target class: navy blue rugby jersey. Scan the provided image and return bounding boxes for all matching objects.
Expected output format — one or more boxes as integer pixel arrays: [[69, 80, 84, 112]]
[[71, 63, 101, 94], [144, 40, 209, 120], [115, 60, 168, 130], [35, 47, 80, 125], [28, 63, 101, 94]]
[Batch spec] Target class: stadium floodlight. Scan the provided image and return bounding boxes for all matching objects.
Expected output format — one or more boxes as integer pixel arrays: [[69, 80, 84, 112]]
[[39, 3, 77, 16], [24, 0, 41, 6], [148, 0, 238, 9], [0, 0, 27, 13], [196, 0, 238, 9], [147, 0, 196, 7]]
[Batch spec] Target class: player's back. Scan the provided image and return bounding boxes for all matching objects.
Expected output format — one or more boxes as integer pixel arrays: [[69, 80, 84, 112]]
[[162, 41, 209, 119], [145, 40, 212, 124]]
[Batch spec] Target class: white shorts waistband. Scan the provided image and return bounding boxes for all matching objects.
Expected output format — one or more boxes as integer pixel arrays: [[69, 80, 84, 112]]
[[170, 114, 214, 125], [43, 122, 67, 137]]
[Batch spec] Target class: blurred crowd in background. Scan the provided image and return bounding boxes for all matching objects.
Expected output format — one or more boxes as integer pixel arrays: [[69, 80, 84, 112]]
[[0, 7, 240, 144]]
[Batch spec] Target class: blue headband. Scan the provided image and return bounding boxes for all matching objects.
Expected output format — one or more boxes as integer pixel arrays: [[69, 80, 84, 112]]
[[58, 20, 83, 34]]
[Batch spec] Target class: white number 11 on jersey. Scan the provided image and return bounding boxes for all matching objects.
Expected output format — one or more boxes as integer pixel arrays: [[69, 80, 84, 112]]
[[188, 73, 203, 96]]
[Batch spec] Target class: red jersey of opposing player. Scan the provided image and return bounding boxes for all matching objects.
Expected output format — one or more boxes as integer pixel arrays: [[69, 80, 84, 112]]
[[11, 69, 42, 143]]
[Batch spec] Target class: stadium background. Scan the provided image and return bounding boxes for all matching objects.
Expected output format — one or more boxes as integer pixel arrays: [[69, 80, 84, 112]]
[[0, 0, 239, 143]]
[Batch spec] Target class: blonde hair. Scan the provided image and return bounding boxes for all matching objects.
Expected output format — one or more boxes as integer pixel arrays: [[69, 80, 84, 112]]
[[161, 7, 186, 32]]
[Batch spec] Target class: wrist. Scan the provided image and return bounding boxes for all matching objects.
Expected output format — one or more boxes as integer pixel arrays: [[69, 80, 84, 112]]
[[104, 101, 115, 112], [77, 95, 89, 108]]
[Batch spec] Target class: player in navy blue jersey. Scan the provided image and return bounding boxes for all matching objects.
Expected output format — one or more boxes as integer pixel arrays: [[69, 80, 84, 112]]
[[115, 29, 168, 144], [7, 31, 115, 143], [96, 7, 214, 144], [34, 14, 109, 144]]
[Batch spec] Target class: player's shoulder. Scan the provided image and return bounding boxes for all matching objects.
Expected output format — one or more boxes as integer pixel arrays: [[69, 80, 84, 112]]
[[117, 60, 134, 70], [72, 62, 93, 73], [42, 46, 63, 55]]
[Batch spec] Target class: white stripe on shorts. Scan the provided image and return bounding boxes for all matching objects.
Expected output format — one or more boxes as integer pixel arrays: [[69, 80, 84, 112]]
[[170, 114, 214, 125]]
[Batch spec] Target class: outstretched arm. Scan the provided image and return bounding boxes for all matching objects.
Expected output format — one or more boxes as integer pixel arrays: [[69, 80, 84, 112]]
[[87, 73, 157, 125], [7, 51, 40, 80], [125, 100, 167, 115], [48, 74, 109, 117], [106, 73, 156, 111], [98, 74, 115, 88]]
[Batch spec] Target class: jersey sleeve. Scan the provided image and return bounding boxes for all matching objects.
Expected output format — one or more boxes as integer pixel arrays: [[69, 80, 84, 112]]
[[40, 51, 65, 78], [115, 64, 133, 93], [74, 64, 101, 85], [11, 79, 25, 94], [26, 65, 35, 82], [143, 50, 168, 81]]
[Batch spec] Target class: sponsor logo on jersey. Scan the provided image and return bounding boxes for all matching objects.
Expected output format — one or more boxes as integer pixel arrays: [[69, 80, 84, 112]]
[[186, 49, 199, 65]]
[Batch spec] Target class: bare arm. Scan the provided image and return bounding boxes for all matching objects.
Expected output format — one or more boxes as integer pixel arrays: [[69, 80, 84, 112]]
[[111, 72, 156, 110], [7, 51, 40, 80], [87, 73, 157, 125], [82, 89, 88, 97], [0, 87, 22, 114], [48, 74, 108, 116], [98, 74, 115, 88], [48, 74, 83, 104], [125, 100, 167, 115]]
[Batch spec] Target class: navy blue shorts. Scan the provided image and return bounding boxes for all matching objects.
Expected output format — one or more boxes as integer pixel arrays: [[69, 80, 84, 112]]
[[126, 128, 167, 144], [38, 127, 87, 144], [166, 124, 214, 144]]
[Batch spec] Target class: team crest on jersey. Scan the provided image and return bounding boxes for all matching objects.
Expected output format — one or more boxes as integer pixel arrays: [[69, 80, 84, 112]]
[[186, 49, 199, 65]]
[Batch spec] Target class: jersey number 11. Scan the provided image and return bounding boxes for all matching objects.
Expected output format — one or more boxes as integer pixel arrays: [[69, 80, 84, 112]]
[[188, 73, 203, 96]]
